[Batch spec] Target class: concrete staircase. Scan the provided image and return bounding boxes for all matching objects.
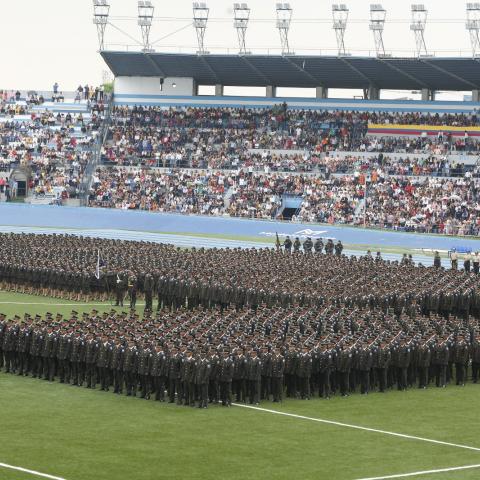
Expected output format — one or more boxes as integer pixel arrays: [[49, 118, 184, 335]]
[[354, 199, 366, 221], [224, 187, 234, 208], [31, 101, 90, 114]]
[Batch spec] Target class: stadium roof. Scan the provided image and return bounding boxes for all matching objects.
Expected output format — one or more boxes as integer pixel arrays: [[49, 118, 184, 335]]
[[101, 51, 480, 91]]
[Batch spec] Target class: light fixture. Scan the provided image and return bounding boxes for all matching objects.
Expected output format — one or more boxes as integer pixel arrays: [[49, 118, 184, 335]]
[[138, 0, 155, 52], [93, 0, 110, 51]]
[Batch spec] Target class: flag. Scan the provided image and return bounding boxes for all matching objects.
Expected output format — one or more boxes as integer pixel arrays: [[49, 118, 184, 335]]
[[275, 232, 281, 251], [95, 250, 106, 280]]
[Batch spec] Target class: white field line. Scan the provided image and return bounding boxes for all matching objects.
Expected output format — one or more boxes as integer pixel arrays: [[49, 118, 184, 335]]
[[355, 463, 480, 479], [0, 462, 66, 480], [232, 403, 480, 453]]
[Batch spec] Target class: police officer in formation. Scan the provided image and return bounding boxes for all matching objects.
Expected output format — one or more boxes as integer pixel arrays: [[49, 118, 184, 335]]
[[2, 234, 480, 317], [2, 301, 480, 407], [2, 232, 480, 406]]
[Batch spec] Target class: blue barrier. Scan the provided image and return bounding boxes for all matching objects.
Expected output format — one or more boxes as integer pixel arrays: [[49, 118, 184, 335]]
[[451, 246, 473, 253]]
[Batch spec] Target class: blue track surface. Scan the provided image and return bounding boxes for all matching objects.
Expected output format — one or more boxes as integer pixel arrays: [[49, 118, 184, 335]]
[[1, 204, 480, 251]]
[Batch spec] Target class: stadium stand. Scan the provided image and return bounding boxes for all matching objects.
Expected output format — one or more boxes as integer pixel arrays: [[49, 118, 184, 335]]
[[0, 88, 108, 204], [103, 106, 480, 169], [2, 85, 480, 236], [87, 167, 480, 235]]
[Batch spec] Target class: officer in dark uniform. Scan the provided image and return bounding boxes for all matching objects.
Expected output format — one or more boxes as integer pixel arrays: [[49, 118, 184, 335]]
[[319, 343, 335, 399], [433, 339, 449, 388], [123, 340, 139, 397], [97, 334, 113, 391], [375, 341, 391, 393], [57, 328, 72, 383], [260, 346, 272, 400], [335, 241, 344, 256], [85, 333, 98, 388], [471, 336, 480, 383], [297, 345, 312, 399], [111, 337, 125, 394], [128, 274, 138, 309], [325, 239, 334, 255], [417, 341, 431, 389], [283, 236, 292, 253], [0, 313, 6, 369], [138, 343, 152, 399], [42, 325, 57, 381], [218, 349, 233, 406], [70, 331, 85, 386], [303, 237, 313, 254], [115, 271, 127, 307], [454, 336, 469, 386], [144, 273, 154, 311], [209, 349, 220, 404], [293, 237, 301, 253], [17, 320, 31, 376], [271, 347, 285, 402], [233, 349, 247, 402], [246, 349, 261, 405], [3, 319, 18, 373], [284, 346, 297, 397], [358, 343, 373, 394], [182, 348, 196, 406], [151, 344, 167, 401], [195, 350, 211, 408], [314, 238, 324, 254], [473, 252, 480, 275], [396, 340, 411, 391], [167, 347, 182, 403], [337, 345, 352, 396]]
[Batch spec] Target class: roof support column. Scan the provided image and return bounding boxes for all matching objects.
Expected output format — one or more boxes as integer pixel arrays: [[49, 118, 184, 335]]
[[215, 84, 224, 96], [367, 85, 380, 100], [266, 85, 277, 98], [421, 88, 435, 101], [315, 86, 329, 99], [472, 90, 480, 102]]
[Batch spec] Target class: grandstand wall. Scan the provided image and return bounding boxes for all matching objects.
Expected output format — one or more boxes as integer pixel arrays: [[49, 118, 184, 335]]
[[112, 93, 480, 114], [115, 76, 195, 97]]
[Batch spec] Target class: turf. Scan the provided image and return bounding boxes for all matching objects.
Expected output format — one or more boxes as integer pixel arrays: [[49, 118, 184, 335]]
[[1, 374, 480, 480], [2, 291, 480, 480], [0, 291, 138, 319]]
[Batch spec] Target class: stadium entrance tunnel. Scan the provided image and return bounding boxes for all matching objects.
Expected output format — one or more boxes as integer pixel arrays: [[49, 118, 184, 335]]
[[282, 207, 299, 221]]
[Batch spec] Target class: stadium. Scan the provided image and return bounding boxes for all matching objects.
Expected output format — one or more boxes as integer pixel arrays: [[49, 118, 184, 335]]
[[2, 1, 480, 479]]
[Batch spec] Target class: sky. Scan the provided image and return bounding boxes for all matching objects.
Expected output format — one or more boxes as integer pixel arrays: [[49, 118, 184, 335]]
[[0, 0, 474, 99]]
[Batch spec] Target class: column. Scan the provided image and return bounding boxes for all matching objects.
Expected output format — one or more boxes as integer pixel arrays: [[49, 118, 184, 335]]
[[315, 86, 329, 99], [368, 86, 380, 100], [266, 85, 277, 98]]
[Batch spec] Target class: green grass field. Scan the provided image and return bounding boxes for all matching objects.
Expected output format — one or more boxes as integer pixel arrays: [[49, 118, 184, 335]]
[[1, 291, 480, 480], [0, 291, 140, 319]]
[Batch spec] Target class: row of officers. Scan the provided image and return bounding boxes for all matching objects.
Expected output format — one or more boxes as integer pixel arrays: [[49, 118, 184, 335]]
[[1, 324, 479, 405], [282, 237, 343, 255]]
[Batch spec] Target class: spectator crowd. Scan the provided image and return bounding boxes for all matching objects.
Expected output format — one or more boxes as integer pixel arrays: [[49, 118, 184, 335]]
[[88, 166, 480, 235], [0, 86, 107, 201], [102, 106, 480, 171]]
